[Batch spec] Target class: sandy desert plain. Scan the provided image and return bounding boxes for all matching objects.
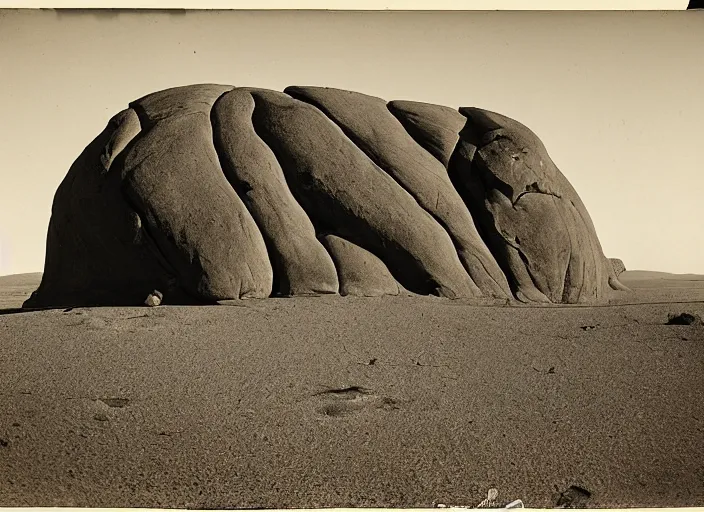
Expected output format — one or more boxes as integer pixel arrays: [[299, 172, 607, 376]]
[[0, 269, 702, 509]]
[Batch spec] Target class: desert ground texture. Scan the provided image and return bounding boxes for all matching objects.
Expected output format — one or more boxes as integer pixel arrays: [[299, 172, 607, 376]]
[[0, 271, 703, 508]]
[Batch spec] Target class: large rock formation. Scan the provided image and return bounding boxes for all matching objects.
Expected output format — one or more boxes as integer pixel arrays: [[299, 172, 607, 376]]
[[24, 84, 628, 308]]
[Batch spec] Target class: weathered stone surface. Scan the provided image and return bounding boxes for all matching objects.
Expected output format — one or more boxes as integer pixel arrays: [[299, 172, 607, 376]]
[[449, 107, 627, 303], [249, 88, 475, 299], [131, 83, 233, 124], [211, 89, 338, 296], [285, 87, 511, 300], [387, 100, 466, 169], [124, 85, 272, 301], [24, 108, 177, 308], [321, 235, 401, 297], [100, 108, 142, 172], [610, 258, 626, 276], [24, 84, 626, 308]]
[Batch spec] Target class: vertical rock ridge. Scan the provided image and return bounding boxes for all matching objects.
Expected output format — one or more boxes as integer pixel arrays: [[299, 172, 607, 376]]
[[123, 86, 273, 301], [251, 88, 475, 298], [284, 86, 513, 299], [209, 89, 276, 298], [217, 88, 339, 296]]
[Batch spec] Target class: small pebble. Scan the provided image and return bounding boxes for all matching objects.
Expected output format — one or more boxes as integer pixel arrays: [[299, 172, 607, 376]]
[[666, 312, 703, 326], [144, 290, 163, 307]]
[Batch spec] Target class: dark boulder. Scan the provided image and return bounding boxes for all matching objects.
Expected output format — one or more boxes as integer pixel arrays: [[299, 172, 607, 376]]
[[666, 313, 703, 326]]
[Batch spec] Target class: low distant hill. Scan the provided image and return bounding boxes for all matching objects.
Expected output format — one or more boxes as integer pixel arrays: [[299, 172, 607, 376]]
[[621, 270, 704, 281], [0, 272, 42, 286], [0, 272, 42, 309]]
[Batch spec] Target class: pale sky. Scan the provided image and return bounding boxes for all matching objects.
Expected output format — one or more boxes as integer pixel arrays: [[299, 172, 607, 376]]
[[0, 9, 702, 276]]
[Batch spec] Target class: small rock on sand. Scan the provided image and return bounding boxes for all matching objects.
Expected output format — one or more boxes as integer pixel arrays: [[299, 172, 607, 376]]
[[556, 485, 591, 508], [666, 312, 703, 326], [144, 290, 163, 307]]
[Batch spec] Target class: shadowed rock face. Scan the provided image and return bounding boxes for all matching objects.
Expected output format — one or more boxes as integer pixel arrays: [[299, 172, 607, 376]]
[[24, 84, 627, 308]]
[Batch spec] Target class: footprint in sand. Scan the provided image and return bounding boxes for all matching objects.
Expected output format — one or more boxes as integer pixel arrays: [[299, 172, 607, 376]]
[[99, 398, 130, 408], [91, 397, 132, 422], [313, 386, 401, 418], [68, 310, 167, 332], [84, 316, 110, 330], [63, 310, 112, 330]]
